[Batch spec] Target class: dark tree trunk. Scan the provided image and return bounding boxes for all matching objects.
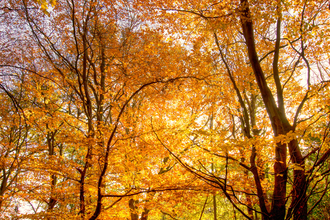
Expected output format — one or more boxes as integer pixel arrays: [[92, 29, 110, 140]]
[[239, 1, 307, 219]]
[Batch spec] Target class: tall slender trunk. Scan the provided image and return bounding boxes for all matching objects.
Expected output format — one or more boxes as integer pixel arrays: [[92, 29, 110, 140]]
[[47, 131, 58, 213], [213, 194, 217, 220], [79, 13, 94, 217]]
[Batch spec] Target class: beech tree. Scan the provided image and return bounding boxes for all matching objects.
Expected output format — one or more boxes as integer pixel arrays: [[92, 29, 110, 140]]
[[1, 0, 330, 219], [139, 0, 330, 219], [2, 0, 206, 219]]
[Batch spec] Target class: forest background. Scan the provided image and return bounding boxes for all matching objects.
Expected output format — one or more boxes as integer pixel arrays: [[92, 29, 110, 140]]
[[0, 0, 330, 219]]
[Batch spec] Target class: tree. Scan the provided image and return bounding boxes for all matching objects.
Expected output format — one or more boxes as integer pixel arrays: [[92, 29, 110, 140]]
[[2, 0, 207, 219], [0, 77, 31, 218], [138, 0, 330, 219]]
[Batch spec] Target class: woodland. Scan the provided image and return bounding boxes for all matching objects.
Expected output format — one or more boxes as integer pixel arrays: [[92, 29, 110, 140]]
[[0, 0, 330, 219]]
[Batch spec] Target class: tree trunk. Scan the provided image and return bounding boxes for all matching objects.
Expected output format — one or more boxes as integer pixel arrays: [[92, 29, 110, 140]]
[[240, 1, 290, 219], [213, 194, 217, 220], [129, 199, 139, 220], [287, 140, 307, 220], [140, 207, 150, 220]]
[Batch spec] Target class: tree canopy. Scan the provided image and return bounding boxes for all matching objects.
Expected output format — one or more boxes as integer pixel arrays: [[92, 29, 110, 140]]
[[1, 0, 330, 219]]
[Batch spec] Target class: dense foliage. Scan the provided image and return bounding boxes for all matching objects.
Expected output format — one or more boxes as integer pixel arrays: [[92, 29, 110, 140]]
[[1, 0, 330, 219]]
